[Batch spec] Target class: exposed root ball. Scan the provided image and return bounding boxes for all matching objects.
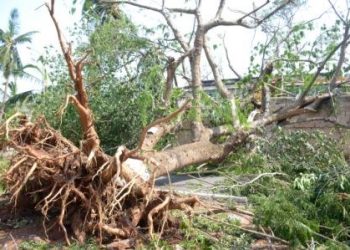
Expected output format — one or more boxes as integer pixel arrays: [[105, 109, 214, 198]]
[[1, 117, 198, 246]]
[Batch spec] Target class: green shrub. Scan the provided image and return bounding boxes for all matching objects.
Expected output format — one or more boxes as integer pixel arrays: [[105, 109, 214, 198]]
[[223, 130, 350, 248]]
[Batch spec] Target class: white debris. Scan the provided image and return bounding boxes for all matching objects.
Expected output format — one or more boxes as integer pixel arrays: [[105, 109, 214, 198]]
[[123, 158, 150, 181], [147, 126, 159, 134]]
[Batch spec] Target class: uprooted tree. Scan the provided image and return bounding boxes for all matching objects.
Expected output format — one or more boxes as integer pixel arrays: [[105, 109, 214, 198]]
[[1, 0, 350, 247]]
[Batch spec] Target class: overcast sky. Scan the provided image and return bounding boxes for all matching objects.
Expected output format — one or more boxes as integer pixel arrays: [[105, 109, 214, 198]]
[[0, 0, 344, 93]]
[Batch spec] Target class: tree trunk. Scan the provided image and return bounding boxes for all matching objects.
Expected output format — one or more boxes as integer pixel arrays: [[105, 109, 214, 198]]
[[0, 78, 9, 118], [144, 130, 248, 177]]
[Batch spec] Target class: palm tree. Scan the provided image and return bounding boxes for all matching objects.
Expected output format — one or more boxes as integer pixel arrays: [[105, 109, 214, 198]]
[[0, 8, 37, 117]]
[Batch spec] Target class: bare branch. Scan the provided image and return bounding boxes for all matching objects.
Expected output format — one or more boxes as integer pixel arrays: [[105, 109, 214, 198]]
[[272, 58, 317, 66], [328, 0, 346, 24], [295, 35, 350, 106], [222, 36, 242, 79], [111, 0, 191, 51], [162, 11, 190, 51], [262, 83, 271, 116], [187, 15, 197, 47], [45, 2, 75, 81], [203, 37, 231, 98], [254, 93, 333, 127], [163, 57, 177, 106], [215, 0, 226, 19], [236, 0, 269, 23], [167, 8, 196, 14], [256, 0, 293, 26], [258, 35, 275, 79], [204, 0, 292, 32], [203, 37, 240, 129], [197, 0, 203, 10], [163, 49, 193, 106], [330, 28, 349, 89], [329, 12, 350, 89]]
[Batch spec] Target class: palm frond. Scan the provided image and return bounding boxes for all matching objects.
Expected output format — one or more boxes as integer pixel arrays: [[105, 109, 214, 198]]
[[14, 31, 38, 44], [12, 65, 42, 84], [22, 64, 40, 72], [5, 90, 35, 106], [0, 45, 11, 65], [0, 29, 5, 42], [11, 47, 23, 70], [8, 81, 17, 96], [0, 47, 13, 78], [8, 9, 19, 35]]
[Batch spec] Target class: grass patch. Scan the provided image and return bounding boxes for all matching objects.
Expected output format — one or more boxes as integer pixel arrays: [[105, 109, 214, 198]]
[[19, 239, 99, 250], [142, 211, 253, 249]]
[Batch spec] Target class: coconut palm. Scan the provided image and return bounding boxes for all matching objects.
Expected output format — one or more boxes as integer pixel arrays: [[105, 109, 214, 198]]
[[0, 8, 37, 117]]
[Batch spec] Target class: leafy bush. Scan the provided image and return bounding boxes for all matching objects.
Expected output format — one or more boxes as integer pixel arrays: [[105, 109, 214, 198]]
[[223, 130, 350, 248]]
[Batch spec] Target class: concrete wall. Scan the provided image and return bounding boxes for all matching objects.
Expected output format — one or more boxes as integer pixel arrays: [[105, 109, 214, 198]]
[[175, 94, 350, 158], [270, 94, 350, 158]]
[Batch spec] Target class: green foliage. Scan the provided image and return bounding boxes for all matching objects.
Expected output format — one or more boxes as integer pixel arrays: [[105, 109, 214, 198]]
[[201, 92, 233, 127], [91, 83, 162, 152], [253, 190, 319, 246], [30, 16, 167, 153], [177, 212, 252, 249], [263, 130, 347, 176], [33, 83, 83, 146], [197, 91, 251, 129], [222, 130, 350, 248], [20, 239, 99, 250], [249, 15, 348, 96]]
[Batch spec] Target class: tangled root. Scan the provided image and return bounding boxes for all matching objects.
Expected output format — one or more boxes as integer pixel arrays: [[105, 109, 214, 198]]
[[1, 116, 198, 247]]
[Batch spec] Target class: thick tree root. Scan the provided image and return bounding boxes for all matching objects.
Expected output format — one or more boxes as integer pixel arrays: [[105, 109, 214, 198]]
[[0, 117, 198, 247]]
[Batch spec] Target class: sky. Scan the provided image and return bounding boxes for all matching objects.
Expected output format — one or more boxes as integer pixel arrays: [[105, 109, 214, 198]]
[[0, 0, 81, 93], [0, 0, 344, 93]]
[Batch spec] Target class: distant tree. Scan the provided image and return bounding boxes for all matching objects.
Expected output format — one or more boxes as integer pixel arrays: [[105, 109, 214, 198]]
[[82, 0, 120, 22], [0, 8, 37, 117]]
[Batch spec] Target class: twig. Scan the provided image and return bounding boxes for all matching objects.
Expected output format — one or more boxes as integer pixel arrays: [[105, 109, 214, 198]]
[[230, 172, 286, 188], [9, 233, 19, 250], [157, 188, 248, 204], [148, 196, 171, 235], [12, 162, 38, 206], [222, 35, 242, 79], [204, 215, 289, 245], [59, 186, 71, 245], [101, 223, 127, 238]]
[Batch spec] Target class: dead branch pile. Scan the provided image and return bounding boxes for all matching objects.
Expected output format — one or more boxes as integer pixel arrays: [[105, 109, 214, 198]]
[[0, 115, 198, 247]]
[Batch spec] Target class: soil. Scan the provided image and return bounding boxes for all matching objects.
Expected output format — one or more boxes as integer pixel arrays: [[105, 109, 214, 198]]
[[0, 194, 64, 249]]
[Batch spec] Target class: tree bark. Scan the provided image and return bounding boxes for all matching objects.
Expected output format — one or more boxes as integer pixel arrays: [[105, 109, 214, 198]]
[[0, 78, 9, 118]]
